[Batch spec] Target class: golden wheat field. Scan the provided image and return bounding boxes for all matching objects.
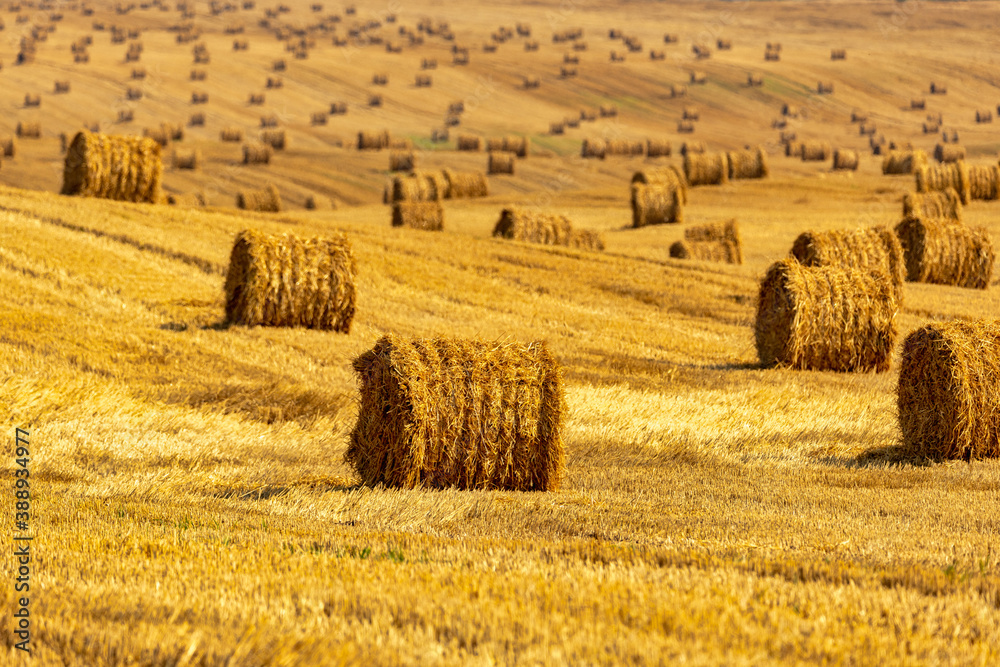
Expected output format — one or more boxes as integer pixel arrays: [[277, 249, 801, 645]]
[[3, 0, 1000, 664]]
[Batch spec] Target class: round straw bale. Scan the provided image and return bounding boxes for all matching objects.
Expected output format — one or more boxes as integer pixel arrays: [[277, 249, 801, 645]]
[[682, 106, 699, 121], [485, 137, 504, 151], [172, 148, 200, 170], [785, 141, 803, 158], [800, 141, 831, 162], [143, 126, 169, 147], [630, 183, 683, 226], [897, 319, 1000, 460], [0, 137, 14, 158], [391, 171, 448, 202], [680, 141, 705, 157], [976, 109, 993, 123], [902, 189, 962, 221], [260, 129, 286, 150], [895, 216, 994, 288], [968, 164, 1000, 201], [670, 219, 742, 264], [16, 122, 41, 138], [882, 149, 928, 175], [60, 131, 162, 203], [357, 129, 390, 150], [604, 140, 644, 156], [488, 151, 516, 175], [503, 135, 529, 158], [224, 228, 356, 331], [728, 146, 769, 179], [832, 149, 859, 171], [304, 194, 334, 210], [345, 335, 565, 490], [389, 151, 416, 172], [581, 138, 606, 159], [790, 227, 904, 291], [242, 143, 271, 164], [442, 169, 488, 199], [631, 166, 688, 204], [493, 207, 604, 251], [220, 127, 244, 142], [933, 144, 965, 163], [456, 134, 482, 151], [166, 192, 205, 207], [392, 201, 444, 230], [684, 151, 729, 186], [915, 161, 970, 204], [236, 184, 282, 212], [755, 259, 899, 372]]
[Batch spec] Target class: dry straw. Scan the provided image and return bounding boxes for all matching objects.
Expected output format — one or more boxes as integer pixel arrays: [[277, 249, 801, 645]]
[[357, 130, 390, 150], [800, 141, 831, 161], [933, 144, 965, 163], [915, 161, 970, 204], [172, 148, 200, 170], [968, 164, 1000, 201], [895, 215, 994, 288], [220, 127, 244, 142], [16, 122, 41, 138], [728, 146, 769, 179], [224, 228, 356, 331], [242, 144, 271, 164], [882, 149, 928, 175], [897, 319, 1000, 460], [669, 219, 742, 264], [493, 207, 605, 251], [345, 335, 565, 491], [832, 149, 859, 171], [631, 166, 688, 203], [61, 131, 162, 203], [581, 138, 606, 159], [604, 140, 644, 156], [684, 152, 729, 186], [755, 259, 899, 372], [457, 135, 482, 151], [442, 169, 488, 198], [236, 183, 282, 212], [646, 139, 671, 158], [630, 184, 684, 226], [902, 189, 962, 221], [790, 227, 905, 291], [389, 151, 416, 171], [392, 201, 444, 230], [391, 171, 448, 202], [488, 151, 515, 175], [260, 129, 286, 150]]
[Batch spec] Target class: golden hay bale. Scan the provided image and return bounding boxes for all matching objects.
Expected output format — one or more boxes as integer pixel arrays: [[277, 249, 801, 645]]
[[1, 137, 16, 157], [166, 192, 205, 207], [485, 137, 504, 151], [143, 126, 170, 147], [493, 207, 605, 251], [392, 201, 444, 230], [676, 121, 695, 134], [976, 109, 993, 123], [911, 98, 926, 110], [915, 161, 970, 204], [457, 134, 482, 151], [604, 140, 644, 156], [832, 149, 859, 171], [882, 149, 928, 175], [631, 166, 688, 204], [389, 137, 414, 150], [16, 122, 41, 138], [830, 49, 846, 60], [391, 171, 448, 202], [895, 216, 994, 288], [345, 335, 565, 491], [755, 259, 898, 372], [680, 142, 705, 157], [442, 169, 488, 198], [669, 219, 742, 264], [747, 72, 763, 87], [683, 152, 729, 186], [189, 113, 205, 127], [902, 189, 962, 221], [220, 127, 244, 142], [851, 110, 869, 123], [682, 106, 700, 121], [630, 183, 683, 226], [357, 129, 390, 150], [790, 227, 904, 291], [968, 164, 1000, 201], [304, 194, 334, 210], [930, 82, 947, 94], [224, 228, 356, 331], [581, 138, 606, 159], [60, 131, 162, 203], [236, 184, 282, 212], [897, 319, 1000, 460], [488, 151, 516, 175], [260, 129, 286, 150], [503, 135, 529, 158], [728, 146, 769, 179], [54, 80, 70, 93], [800, 141, 831, 162], [933, 144, 965, 163], [389, 151, 416, 172], [242, 144, 271, 165], [172, 148, 200, 170], [784, 141, 803, 158]]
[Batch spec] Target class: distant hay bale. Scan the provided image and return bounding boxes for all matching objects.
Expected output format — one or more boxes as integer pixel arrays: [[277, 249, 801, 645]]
[[817, 80, 834, 94], [220, 127, 244, 142], [248, 93, 265, 105], [670, 84, 687, 98], [682, 106, 699, 121], [929, 82, 947, 94], [969, 164, 1000, 201], [0, 137, 14, 158], [581, 138, 606, 159], [392, 201, 444, 230], [800, 141, 831, 161], [488, 151, 515, 175], [389, 137, 414, 150], [389, 151, 416, 171], [368, 94, 383, 107], [329, 102, 347, 115], [260, 129, 286, 150], [457, 134, 482, 151], [910, 98, 926, 110], [188, 113, 205, 127], [23, 93, 40, 108], [190, 69, 206, 81], [60, 131, 162, 203], [781, 103, 799, 118], [415, 74, 432, 87], [345, 334, 565, 491], [764, 47, 780, 61], [882, 149, 928, 175], [902, 189, 962, 221], [172, 148, 200, 170], [391, 171, 448, 202], [16, 122, 40, 138], [895, 215, 994, 288], [604, 140, 644, 157], [858, 122, 876, 135], [646, 139, 671, 158], [897, 319, 1000, 460], [785, 141, 803, 157], [236, 183, 282, 212], [676, 121, 695, 133], [266, 76, 283, 89], [790, 227, 905, 290], [976, 109, 993, 123], [933, 144, 965, 163], [915, 161, 970, 204], [830, 49, 846, 60], [242, 144, 272, 164], [630, 183, 684, 226], [832, 149, 859, 171], [851, 110, 869, 123], [669, 219, 742, 264], [493, 207, 605, 251], [191, 91, 208, 103], [304, 194, 334, 210], [689, 70, 707, 84], [779, 131, 796, 143], [224, 228, 356, 331], [54, 80, 70, 93], [727, 146, 769, 179], [747, 72, 763, 87], [680, 141, 705, 157], [357, 129, 390, 150], [143, 126, 169, 147], [501, 135, 528, 158], [549, 122, 565, 136], [442, 169, 488, 198], [755, 259, 898, 372], [684, 152, 728, 186], [166, 192, 205, 207]]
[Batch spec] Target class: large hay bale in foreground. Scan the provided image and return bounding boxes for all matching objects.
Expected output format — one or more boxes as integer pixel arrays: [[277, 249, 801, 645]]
[[493, 208, 605, 251], [790, 227, 904, 291], [755, 259, 898, 372], [916, 161, 970, 204], [832, 149, 859, 171], [882, 149, 928, 175], [727, 146, 768, 179], [968, 164, 1000, 201], [894, 216, 994, 289], [488, 151, 515, 175], [902, 189, 962, 221], [224, 228, 356, 331], [60, 131, 162, 203], [630, 183, 683, 226], [684, 152, 728, 186], [236, 184, 282, 212], [345, 335, 565, 490], [392, 201, 443, 230], [897, 319, 1000, 460], [669, 219, 742, 264], [442, 169, 488, 198]]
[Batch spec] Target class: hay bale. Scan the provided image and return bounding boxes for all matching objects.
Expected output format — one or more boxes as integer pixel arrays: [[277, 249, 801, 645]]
[[911, 98, 926, 110], [220, 127, 244, 142], [969, 164, 1000, 201], [902, 189, 962, 221], [236, 183, 282, 212], [172, 148, 200, 170], [389, 151, 416, 172], [54, 80, 70, 93], [832, 149, 859, 171], [882, 149, 928, 175], [669, 219, 742, 264], [23, 94, 40, 108], [895, 215, 994, 288], [646, 139, 671, 158], [304, 194, 334, 210], [488, 151, 515, 175], [189, 113, 205, 127], [689, 70, 707, 84], [782, 103, 799, 118], [391, 171, 448, 202], [817, 80, 834, 94], [493, 207, 605, 251], [677, 121, 695, 134], [790, 227, 905, 290], [800, 141, 831, 161], [604, 140, 644, 157], [389, 138, 413, 150], [727, 146, 768, 180], [683, 152, 728, 186], [631, 166, 688, 204], [166, 192, 205, 207], [248, 92, 265, 105], [442, 169, 488, 199], [345, 335, 565, 490], [392, 201, 444, 230], [258, 129, 286, 151], [930, 82, 947, 94], [16, 122, 40, 138], [630, 183, 683, 226], [747, 72, 763, 87], [680, 141, 705, 157], [682, 106, 699, 121], [830, 49, 846, 60], [503, 135, 529, 158], [358, 129, 390, 150], [143, 126, 169, 147], [976, 109, 993, 123], [785, 141, 803, 157], [851, 110, 869, 123], [224, 228, 356, 331], [581, 138, 605, 159], [457, 135, 482, 151], [60, 131, 162, 203], [242, 143, 271, 165], [916, 161, 971, 204], [897, 319, 1000, 460], [933, 144, 965, 163], [754, 259, 898, 372]]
